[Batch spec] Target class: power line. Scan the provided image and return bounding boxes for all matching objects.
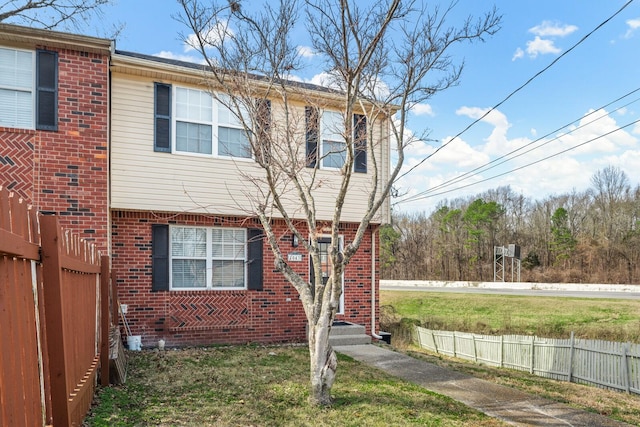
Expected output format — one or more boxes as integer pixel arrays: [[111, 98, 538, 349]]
[[399, 87, 640, 204], [397, 117, 640, 203], [397, 0, 635, 182]]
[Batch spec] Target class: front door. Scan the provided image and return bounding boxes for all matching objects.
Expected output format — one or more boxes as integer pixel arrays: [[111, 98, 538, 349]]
[[311, 237, 344, 314]]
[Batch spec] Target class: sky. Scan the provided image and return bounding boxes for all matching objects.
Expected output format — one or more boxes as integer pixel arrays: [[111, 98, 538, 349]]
[[35, 0, 640, 215]]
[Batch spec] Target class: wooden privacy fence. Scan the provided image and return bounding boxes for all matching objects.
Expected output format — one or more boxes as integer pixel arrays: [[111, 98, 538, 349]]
[[415, 326, 640, 395], [0, 187, 114, 427]]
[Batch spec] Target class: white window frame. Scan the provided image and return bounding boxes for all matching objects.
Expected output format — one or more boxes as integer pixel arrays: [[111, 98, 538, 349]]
[[169, 225, 247, 291], [174, 86, 214, 156], [0, 47, 35, 130], [320, 110, 347, 169], [172, 86, 252, 160]]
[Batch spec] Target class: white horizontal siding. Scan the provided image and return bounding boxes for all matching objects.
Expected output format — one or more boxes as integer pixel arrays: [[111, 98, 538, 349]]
[[110, 74, 386, 223]]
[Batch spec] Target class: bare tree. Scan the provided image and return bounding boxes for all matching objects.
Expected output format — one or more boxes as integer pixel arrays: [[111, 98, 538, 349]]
[[178, 0, 500, 406], [0, 0, 113, 30]]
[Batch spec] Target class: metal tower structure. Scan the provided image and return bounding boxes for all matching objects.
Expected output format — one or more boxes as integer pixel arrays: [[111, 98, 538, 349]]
[[494, 244, 521, 282]]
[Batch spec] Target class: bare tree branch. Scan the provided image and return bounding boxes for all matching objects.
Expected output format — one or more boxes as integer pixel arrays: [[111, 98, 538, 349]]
[[0, 0, 113, 31], [178, 0, 501, 406]]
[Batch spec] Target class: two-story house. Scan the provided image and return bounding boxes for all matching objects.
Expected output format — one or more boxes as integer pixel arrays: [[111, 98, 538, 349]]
[[1, 23, 391, 348], [109, 50, 392, 347], [0, 24, 111, 251]]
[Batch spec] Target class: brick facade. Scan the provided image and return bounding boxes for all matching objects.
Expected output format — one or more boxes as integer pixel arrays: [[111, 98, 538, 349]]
[[112, 210, 379, 347], [0, 46, 109, 252], [1, 25, 386, 349]]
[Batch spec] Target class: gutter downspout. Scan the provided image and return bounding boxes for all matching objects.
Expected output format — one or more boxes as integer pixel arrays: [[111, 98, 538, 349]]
[[371, 225, 382, 340]]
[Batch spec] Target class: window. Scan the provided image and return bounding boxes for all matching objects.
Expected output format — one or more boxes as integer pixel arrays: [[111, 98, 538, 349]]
[[152, 225, 263, 292], [175, 87, 213, 155], [0, 47, 57, 130], [155, 84, 252, 158], [217, 94, 252, 158], [305, 106, 367, 172], [321, 111, 346, 169], [170, 226, 247, 290]]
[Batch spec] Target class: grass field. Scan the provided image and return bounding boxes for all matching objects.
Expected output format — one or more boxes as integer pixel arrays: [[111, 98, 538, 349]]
[[380, 291, 640, 343], [84, 292, 640, 426], [85, 345, 504, 426], [379, 290, 640, 426]]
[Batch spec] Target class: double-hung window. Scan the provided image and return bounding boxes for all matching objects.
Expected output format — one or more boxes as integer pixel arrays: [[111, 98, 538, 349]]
[[305, 107, 367, 172], [170, 226, 247, 290], [217, 95, 252, 158], [155, 84, 252, 159], [0, 47, 33, 129], [175, 87, 213, 155], [320, 110, 347, 169], [0, 47, 57, 131]]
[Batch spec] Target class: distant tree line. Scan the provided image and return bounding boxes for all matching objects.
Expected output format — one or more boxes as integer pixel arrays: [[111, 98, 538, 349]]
[[381, 166, 640, 284]]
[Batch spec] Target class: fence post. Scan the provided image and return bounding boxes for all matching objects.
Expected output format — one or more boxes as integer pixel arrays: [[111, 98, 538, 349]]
[[500, 335, 504, 368], [432, 330, 438, 354], [100, 255, 110, 387], [622, 344, 630, 394], [530, 337, 535, 374], [40, 215, 71, 427], [568, 331, 575, 383], [452, 331, 457, 357], [472, 334, 477, 362]]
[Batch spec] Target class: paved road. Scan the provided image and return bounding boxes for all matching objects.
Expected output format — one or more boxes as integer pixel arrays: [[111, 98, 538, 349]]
[[380, 285, 640, 299]]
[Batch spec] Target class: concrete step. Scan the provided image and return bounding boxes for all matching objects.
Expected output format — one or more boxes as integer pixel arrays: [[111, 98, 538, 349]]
[[330, 322, 366, 336], [329, 334, 372, 346], [329, 321, 370, 346]]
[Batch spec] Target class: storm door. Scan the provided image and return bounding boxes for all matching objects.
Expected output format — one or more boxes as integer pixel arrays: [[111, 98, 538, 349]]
[[310, 236, 344, 314]]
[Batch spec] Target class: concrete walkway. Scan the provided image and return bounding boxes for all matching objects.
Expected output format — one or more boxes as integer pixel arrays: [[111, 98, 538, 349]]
[[334, 344, 631, 426]]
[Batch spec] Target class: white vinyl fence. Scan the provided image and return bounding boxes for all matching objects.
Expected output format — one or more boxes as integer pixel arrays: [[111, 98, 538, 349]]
[[415, 326, 640, 395]]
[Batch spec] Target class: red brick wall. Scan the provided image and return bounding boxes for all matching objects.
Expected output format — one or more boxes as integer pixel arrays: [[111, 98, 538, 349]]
[[111, 210, 379, 347], [0, 47, 109, 252]]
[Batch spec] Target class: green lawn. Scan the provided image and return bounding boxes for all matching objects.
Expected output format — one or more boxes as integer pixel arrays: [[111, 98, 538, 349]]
[[379, 290, 640, 426], [85, 292, 640, 426], [85, 345, 505, 426], [381, 291, 640, 342]]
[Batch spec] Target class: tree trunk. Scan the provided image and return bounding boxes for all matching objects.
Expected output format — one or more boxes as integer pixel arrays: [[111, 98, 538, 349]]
[[307, 321, 337, 406]]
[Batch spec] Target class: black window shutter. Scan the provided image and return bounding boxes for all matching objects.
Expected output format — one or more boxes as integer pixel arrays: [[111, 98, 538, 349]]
[[36, 50, 58, 131], [305, 106, 319, 168], [151, 224, 170, 291], [154, 83, 171, 152], [247, 228, 264, 290], [354, 114, 367, 173], [256, 99, 271, 163]]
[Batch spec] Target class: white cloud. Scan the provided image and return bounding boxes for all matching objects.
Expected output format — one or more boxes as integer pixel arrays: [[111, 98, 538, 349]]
[[427, 137, 490, 168], [512, 47, 524, 61], [513, 20, 576, 60], [184, 20, 233, 52], [525, 36, 561, 58], [395, 107, 640, 215], [413, 104, 434, 117], [307, 72, 341, 90], [557, 109, 637, 155], [297, 45, 316, 58], [529, 21, 578, 37], [625, 17, 640, 38]]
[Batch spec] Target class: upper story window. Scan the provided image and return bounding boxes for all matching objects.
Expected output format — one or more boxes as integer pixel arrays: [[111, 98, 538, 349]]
[[0, 47, 58, 131], [321, 111, 347, 169], [154, 83, 251, 159], [305, 106, 367, 173]]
